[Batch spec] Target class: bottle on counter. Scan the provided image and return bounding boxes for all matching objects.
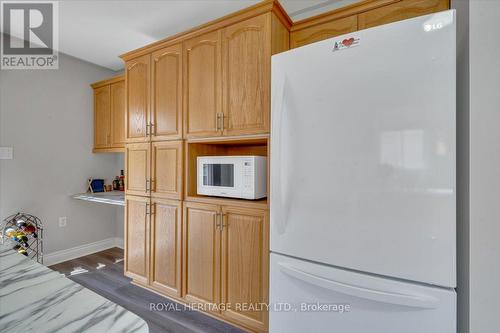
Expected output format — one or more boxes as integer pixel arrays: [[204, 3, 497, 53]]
[[113, 176, 120, 191], [119, 170, 125, 191]]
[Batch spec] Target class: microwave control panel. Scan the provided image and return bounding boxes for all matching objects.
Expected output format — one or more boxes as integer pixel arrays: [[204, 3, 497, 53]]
[[243, 160, 254, 190]]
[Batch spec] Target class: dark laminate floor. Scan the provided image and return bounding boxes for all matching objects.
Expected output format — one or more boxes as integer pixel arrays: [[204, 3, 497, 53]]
[[49, 248, 245, 333]]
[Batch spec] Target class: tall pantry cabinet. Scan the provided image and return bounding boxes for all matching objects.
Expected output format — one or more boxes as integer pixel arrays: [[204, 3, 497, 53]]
[[122, 1, 289, 332], [123, 44, 184, 302]]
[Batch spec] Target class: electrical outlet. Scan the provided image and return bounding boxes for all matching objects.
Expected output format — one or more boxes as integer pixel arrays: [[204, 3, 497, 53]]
[[58, 216, 67, 227], [0, 147, 13, 160]]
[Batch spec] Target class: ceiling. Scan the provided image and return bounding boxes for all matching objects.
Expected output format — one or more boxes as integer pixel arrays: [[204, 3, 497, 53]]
[[1, 0, 359, 71]]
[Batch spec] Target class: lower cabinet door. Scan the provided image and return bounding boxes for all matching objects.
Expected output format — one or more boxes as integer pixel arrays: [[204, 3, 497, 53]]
[[125, 195, 150, 285], [183, 201, 221, 312], [221, 206, 269, 332], [150, 198, 182, 297]]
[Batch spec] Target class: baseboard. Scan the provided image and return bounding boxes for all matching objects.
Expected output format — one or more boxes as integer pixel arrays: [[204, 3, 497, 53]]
[[44, 237, 124, 266], [115, 237, 124, 249]]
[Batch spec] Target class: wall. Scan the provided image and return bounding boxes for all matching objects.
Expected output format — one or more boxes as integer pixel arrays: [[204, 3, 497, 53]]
[[0, 48, 124, 257], [469, 1, 500, 332]]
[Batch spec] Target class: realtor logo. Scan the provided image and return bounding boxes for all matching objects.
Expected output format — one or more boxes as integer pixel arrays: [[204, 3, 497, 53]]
[[1, 1, 58, 69]]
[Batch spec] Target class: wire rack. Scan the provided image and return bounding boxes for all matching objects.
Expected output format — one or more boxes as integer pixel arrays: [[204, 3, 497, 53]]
[[1, 212, 44, 264]]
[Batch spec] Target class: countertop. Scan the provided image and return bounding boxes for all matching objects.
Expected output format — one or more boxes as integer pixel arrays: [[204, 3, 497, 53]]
[[0, 242, 148, 333], [72, 191, 125, 206]]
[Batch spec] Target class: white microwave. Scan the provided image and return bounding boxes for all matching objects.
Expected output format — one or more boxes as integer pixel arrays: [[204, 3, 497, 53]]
[[197, 156, 267, 200]]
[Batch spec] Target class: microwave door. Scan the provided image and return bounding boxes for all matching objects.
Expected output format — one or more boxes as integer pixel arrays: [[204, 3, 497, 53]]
[[199, 160, 242, 198], [203, 163, 235, 187]]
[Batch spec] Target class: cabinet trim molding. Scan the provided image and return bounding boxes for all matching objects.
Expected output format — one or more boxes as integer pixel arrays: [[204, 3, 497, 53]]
[[120, 0, 291, 62]]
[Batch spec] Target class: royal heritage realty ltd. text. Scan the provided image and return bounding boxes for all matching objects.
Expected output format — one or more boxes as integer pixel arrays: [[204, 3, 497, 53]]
[[150, 302, 352, 313]]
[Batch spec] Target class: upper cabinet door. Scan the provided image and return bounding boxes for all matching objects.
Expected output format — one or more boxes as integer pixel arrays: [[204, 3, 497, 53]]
[[183, 30, 222, 138], [124, 195, 150, 285], [220, 206, 269, 332], [110, 80, 126, 147], [151, 140, 183, 200], [94, 85, 111, 149], [126, 54, 150, 142], [222, 14, 270, 136], [125, 142, 151, 197], [151, 44, 183, 141]]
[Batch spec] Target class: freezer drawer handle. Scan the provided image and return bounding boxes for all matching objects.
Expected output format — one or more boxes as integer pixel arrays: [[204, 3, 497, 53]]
[[278, 262, 439, 309]]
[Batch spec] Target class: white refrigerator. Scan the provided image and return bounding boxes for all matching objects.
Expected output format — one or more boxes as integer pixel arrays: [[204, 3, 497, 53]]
[[270, 10, 456, 333]]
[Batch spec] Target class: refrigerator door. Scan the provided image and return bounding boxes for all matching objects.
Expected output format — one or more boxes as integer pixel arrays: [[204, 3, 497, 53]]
[[269, 253, 456, 333], [270, 11, 456, 288]]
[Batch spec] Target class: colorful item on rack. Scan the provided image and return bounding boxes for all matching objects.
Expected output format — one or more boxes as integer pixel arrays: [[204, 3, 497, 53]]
[[16, 219, 27, 228]]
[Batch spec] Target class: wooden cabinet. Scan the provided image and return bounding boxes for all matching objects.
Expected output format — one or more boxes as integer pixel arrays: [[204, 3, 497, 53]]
[[110, 80, 126, 147], [124, 195, 150, 285], [127, 44, 183, 142], [151, 44, 183, 141], [290, 15, 358, 48], [125, 143, 151, 196], [358, 0, 449, 30], [183, 30, 222, 138], [125, 196, 182, 298], [93, 85, 111, 149], [183, 202, 221, 308], [126, 54, 150, 143], [222, 14, 270, 136], [221, 206, 269, 332], [183, 202, 268, 330], [290, 0, 449, 49], [184, 13, 279, 138], [92, 75, 125, 152], [151, 141, 183, 200], [120, 3, 289, 332], [150, 198, 182, 298], [125, 140, 182, 199]]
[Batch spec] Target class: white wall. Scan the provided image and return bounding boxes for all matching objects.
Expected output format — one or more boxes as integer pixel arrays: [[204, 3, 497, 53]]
[[469, 1, 500, 332], [0, 49, 124, 255]]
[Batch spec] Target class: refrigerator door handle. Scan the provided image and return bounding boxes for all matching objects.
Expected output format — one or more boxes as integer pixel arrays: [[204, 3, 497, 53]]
[[278, 262, 439, 309], [271, 74, 290, 234]]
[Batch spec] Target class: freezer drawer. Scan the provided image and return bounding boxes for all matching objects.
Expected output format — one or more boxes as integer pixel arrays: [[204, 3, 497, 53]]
[[269, 253, 456, 333]]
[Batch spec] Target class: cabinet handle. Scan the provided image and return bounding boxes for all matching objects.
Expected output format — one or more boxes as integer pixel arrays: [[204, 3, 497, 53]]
[[145, 202, 150, 216], [221, 213, 227, 230], [215, 212, 221, 230], [145, 179, 150, 192], [150, 179, 155, 192], [215, 113, 220, 131], [215, 213, 227, 231], [150, 121, 155, 136], [220, 114, 225, 131]]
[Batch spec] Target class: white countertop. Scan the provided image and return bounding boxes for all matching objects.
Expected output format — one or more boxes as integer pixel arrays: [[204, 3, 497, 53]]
[[72, 191, 125, 206], [0, 242, 148, 333]]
